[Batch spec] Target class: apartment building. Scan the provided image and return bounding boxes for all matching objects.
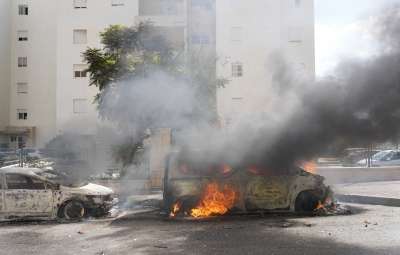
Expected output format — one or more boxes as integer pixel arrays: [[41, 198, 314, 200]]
[[0, 0, 314, 149], [216, 0, 315, 125], [0, 0, 11, 148], [0, 0, 211, 150]]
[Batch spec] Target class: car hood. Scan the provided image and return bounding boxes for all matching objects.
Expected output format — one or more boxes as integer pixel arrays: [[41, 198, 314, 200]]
[[61, 183, 114, 196]]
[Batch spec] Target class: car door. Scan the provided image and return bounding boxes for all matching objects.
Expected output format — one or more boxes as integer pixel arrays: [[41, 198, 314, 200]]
[[245, 175, 291, 210], [4, 173, 54, 217]]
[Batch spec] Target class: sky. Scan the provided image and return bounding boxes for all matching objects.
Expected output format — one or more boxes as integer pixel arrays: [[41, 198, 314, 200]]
[[315, 0, 400, 76]]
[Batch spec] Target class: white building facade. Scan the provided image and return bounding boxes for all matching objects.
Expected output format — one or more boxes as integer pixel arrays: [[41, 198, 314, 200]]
[[0, 0, 314, 149], [216, 0, 315, 125]]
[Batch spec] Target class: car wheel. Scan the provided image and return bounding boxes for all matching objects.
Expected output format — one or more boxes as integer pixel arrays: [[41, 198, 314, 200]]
[[61, 200, 85, 220], [295, 191, 320, 212]]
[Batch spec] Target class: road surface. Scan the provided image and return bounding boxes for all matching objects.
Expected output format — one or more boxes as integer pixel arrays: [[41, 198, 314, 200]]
[[0, 203, 399, 255]]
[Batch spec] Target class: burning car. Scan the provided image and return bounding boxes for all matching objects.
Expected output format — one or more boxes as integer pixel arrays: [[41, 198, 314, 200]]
[[0, 167, 115, 221], [163, 151, 333, 218]]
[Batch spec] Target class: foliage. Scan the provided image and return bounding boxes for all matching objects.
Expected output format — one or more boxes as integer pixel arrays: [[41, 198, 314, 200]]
[[83, 23, 225, 168], [83, 23, 176, 96]]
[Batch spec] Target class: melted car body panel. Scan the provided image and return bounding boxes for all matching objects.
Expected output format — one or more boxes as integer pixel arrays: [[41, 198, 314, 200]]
[[4, 190, 53, 215], [245, 176, 291, 210], [164, 152, 331, 213], [0, 167, 115, 221]]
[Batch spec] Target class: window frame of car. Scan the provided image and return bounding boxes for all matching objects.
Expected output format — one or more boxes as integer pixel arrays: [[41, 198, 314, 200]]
[[4, 173, 53, 190]]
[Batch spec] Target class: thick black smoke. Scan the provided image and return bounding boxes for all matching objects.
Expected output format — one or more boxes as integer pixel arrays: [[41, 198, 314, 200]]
[[235, 4, 400, 170], [100, 4, 400, 174]]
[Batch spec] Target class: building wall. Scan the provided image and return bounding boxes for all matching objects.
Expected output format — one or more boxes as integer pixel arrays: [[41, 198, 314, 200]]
[[2, 0, 314, 150], [8, 0, 58, 148], [55, 0, 139, 137], [0, 0, 11, 133], [216, 0, 315, 124]]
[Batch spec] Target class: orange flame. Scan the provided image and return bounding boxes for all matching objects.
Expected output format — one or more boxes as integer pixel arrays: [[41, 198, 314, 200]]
[[221, 164, 232, 175], [315, 201, 324, 211], [300, 160, 317, 174], [191, 182, 236, 218], [169, 201, 182, 218]]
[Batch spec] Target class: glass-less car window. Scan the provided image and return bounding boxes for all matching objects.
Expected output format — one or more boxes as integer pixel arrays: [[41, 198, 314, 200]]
[[30, 178, 46, 190], [6, 174, 46, 190]]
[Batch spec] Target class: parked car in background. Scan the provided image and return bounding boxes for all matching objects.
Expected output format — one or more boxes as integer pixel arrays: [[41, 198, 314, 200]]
[[357, 150, 400, 167], [342, 148, 380, 166], [0, 149, 18, 166], [16, 148, 43, 160], [0, 167, 115, 221]]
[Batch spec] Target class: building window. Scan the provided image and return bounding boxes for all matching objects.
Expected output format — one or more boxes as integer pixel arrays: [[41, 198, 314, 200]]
[[191, 0, 212, 10], [232, 62, 243, 77], [17, 83, 28, 94], [288, 27, 303, 43], [73, 64, 88, 78], [74, 0, 87, 8], [18, 57, 27, 67], [73, 29, 87, 44], [295, 0, 301, 8], [191, 34, 210, 44], [17, 30, 28, 41], [10, 136, 17, 143], [111, 0, 125, 6], [139, 0, 183, 16], [18, 5, 28, 15], [230, 27, 243, 42], [73, 99, 88, 114], [17, 109, 28, 120]]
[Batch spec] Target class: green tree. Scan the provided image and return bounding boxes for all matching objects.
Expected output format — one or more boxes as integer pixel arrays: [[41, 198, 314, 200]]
[[83, 23, 226, 169]]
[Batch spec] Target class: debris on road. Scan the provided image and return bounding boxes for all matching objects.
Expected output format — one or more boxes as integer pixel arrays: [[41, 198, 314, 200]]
[[154, 245, 168, 249]]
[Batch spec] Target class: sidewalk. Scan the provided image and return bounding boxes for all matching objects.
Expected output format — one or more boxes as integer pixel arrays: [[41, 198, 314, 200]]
[[334, 181, 400, 207]]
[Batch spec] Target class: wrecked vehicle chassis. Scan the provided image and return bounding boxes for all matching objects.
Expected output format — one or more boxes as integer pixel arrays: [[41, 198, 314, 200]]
[[0, 168, 114, 221], [163, 153, 332, 215]]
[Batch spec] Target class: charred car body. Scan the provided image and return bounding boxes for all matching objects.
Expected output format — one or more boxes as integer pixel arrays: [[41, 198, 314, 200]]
[[0, 167, 115, 221], [164, 151, 333, 216]]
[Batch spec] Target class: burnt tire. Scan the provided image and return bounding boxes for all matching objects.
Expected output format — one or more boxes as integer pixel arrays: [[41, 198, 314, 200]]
[[295, 191, 320, 212], [59, 200, 85, 220]]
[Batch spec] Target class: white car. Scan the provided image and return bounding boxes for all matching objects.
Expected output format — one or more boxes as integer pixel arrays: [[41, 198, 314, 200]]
[[164, 151, 333, 216], [357, 150, 400, 167], [0, 167, 115, 221]]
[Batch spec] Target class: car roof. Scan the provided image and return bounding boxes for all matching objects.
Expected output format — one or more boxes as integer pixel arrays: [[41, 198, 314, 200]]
[[0, 167, 43, 176]]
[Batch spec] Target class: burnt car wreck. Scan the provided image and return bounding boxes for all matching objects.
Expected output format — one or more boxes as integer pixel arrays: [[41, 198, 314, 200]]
[[163, 151, 333, 218], [0, 167, 115, 221]]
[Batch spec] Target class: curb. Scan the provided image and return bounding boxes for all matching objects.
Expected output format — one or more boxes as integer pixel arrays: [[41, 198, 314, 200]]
[[336, 194, 400, 207]]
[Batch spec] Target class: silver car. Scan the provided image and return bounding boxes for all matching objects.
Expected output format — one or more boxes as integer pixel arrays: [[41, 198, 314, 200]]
[[357, 150, 400, 167], [0, 167, 115, 221]]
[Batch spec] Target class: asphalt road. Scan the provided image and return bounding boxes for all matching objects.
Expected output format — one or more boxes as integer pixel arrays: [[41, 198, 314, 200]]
[[0, 204, 399, 255]]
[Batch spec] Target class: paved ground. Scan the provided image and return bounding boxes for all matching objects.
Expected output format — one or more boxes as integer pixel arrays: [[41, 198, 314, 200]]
[[335, 181, 400, 198], [0, 203, 399, 255], [317, 166, 400, 184]]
